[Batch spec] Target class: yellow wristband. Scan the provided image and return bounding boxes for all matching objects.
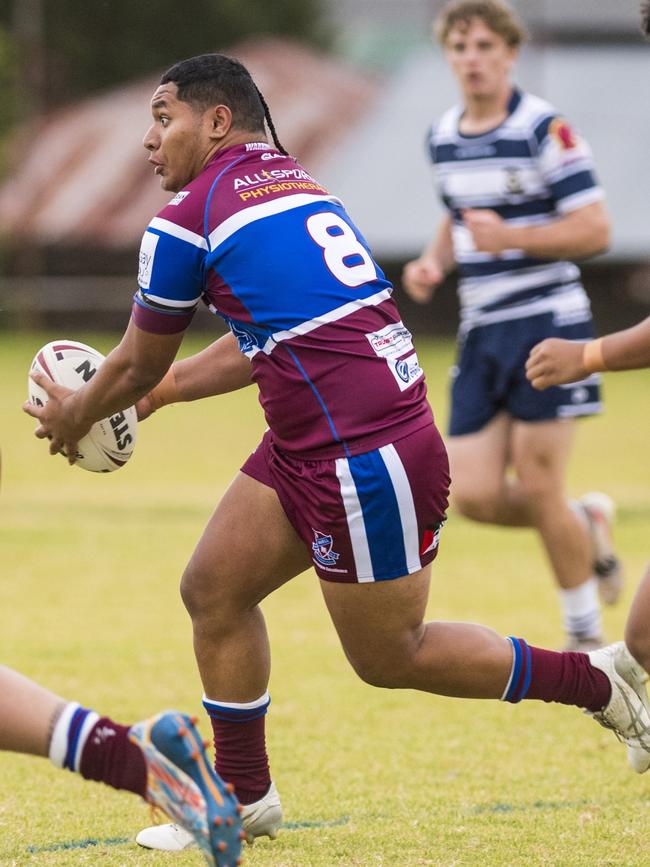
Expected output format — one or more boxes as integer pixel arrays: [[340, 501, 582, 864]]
[[582, 338, 607, 373], [148, 367, 180, 410]]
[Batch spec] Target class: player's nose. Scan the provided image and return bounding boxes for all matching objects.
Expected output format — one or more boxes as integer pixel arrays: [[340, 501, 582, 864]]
[[142, 125, 157, 151]]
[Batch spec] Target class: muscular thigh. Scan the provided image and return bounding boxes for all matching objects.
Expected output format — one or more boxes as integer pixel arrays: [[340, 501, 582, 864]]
[[320, 566, 432, 673], [185, 470, 311, 609]]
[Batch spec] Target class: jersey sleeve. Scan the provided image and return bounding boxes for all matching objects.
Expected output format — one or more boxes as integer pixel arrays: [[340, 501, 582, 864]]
[[132, 216, 208, 334], [535, 114, 604, 215]]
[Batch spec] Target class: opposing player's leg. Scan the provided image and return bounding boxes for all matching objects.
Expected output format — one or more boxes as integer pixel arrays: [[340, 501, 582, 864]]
[[0, 667, 241, 866], [137, 465, 310, 852], [321, 570, 650, 759], [510, 418, 604, 649]]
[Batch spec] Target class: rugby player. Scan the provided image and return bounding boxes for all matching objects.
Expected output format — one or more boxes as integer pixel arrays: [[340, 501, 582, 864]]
[[23, 52, 650, 853], [402, 0, 622, 650], [0, 665, 241, 865]]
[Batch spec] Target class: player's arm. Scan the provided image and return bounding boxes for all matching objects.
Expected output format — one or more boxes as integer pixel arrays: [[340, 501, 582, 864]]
[[463, 200, 610, 260], [137, 332, 252, 419], [24, 319, 184, 460], [526, 315, 650, 389], [401, 214, 455, 304]]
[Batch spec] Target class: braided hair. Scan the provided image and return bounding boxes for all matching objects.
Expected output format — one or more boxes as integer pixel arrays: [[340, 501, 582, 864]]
[[161, 54, 288, 155]]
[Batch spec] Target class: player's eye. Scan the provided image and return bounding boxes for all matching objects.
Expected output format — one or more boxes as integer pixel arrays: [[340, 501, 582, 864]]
[[159, 115, 170, 127]]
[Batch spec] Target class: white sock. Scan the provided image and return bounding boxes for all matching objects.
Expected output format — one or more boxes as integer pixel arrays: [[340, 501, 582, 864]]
[[559, 577, 602, 639]]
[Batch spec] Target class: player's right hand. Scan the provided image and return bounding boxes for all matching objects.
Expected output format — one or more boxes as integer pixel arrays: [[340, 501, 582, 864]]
[[525, 338, 587, 390], [401, 257, 444, 304]]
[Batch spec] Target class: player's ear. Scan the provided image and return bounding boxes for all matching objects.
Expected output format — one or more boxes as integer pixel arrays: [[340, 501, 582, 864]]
[[208, 104, 233, 141]]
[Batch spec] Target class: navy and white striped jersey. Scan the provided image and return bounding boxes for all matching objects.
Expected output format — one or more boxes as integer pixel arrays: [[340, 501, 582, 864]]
[[427, 88, 604, 331]]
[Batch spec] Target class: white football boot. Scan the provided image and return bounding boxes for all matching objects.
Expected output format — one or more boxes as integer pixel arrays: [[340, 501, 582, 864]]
[[578, 492, 624, 605], [587, 642, 650, 771], [610, 643, 650, 773], [136, 781, 283, 851]]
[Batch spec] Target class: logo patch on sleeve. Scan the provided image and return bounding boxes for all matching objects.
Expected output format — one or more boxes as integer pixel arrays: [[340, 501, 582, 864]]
[[168, 191, 190, 206], [549, 117, 578, 151], [138, 230, 159, 290]]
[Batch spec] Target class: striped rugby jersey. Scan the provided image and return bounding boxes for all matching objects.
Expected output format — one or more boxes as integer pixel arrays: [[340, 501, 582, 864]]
[[133, 142, 432, 458], [427, 88, 604, 331]]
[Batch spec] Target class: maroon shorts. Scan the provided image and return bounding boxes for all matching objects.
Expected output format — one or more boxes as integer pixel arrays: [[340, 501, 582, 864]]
[[241, 424, 450, 583]]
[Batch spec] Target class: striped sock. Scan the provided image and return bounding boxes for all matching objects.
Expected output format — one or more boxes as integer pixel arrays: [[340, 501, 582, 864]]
[[502, 637, 610, 711], [48, 702, 146, 797], [48, 702, 99, 771], [203, 692, 271, 805]]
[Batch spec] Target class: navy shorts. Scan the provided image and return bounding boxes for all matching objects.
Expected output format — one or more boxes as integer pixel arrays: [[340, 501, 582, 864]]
[[241, 425, 450, 583], [448, 313, 602, 436]]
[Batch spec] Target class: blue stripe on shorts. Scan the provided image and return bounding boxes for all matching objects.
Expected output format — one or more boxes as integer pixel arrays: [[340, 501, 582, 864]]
[[347, 449, 407, 580]]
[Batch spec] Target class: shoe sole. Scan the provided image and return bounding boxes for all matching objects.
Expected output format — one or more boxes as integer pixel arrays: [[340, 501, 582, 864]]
[[130, 712, 243, 867]]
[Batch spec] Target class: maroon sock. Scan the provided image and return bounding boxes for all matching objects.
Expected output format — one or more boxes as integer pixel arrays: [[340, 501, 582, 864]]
[[210, 714, 271, 805], [504, 638, 611, 711], [78, 717, 147, 798]]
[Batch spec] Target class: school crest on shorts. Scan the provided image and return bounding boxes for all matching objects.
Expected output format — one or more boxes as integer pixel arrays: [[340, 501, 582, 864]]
[[312, 529, 340, 566]]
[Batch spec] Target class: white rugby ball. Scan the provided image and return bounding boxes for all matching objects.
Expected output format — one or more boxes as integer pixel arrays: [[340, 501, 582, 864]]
[[28, 339, 138, 473]]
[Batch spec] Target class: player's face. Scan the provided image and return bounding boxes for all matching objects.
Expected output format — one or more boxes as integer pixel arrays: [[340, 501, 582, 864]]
[[143, 83, 214, 192], [444, 18, 517, 102]]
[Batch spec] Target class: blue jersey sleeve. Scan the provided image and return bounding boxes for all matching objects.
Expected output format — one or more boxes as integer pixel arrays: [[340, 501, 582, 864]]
[[132, 217, 208, 334]]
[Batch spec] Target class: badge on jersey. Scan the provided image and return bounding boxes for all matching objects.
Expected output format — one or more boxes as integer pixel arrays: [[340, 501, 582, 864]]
[[549, 117, 578, 151]]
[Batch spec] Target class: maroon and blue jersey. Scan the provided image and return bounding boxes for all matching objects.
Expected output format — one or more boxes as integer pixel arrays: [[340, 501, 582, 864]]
[[133, 142, 432, 458]]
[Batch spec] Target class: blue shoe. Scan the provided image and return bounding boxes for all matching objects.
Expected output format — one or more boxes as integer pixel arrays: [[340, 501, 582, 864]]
[[129, 711, 243, 867]]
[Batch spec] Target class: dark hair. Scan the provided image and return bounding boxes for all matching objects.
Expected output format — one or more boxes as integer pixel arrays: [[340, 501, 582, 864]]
[[160, 53, 288, 154], [641, 0, 650, 39]]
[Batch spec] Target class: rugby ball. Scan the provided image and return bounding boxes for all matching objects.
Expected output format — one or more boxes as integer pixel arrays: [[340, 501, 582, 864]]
[[28, 340, 138, 473]]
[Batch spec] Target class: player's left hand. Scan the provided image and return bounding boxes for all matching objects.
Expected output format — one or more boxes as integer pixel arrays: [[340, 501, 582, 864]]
[[526, 338, 587, 390], [22, 372, 91, 463], [462, 208, 511, 254]]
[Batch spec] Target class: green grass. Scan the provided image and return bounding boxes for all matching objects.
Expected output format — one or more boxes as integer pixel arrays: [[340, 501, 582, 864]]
[[1, 330, 649, 867]]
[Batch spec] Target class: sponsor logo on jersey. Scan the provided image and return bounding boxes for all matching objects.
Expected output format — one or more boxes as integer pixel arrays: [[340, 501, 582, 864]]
[[550, 117, 578, 150], [261, 151, 285, 160], [138, 230, 159, 290], [312, 529, 340, 566], [233, 168, 316, 190], [455, 144, 497, 159], [392, 352, 423, 391], [366, 323, 413, 358], [245, 142, 272, 151], [168, 190, 190, 206]]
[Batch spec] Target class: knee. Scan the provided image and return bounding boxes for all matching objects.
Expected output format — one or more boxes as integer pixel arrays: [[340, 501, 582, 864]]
[[180, 561, 233, 624], [453, 488, 499, 523]]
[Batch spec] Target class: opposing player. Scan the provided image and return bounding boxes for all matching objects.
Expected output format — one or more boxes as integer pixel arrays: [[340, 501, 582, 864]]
[[402, 0, 621, 650], [0, 665, 242, 865], [23, 53, 650, 853]]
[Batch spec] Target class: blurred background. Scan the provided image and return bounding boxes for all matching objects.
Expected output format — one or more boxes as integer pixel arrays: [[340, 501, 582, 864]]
[[0, 0, 648, 336]]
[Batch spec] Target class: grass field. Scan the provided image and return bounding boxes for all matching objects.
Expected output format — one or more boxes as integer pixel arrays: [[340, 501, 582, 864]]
[[1, 330, 649, 867]]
